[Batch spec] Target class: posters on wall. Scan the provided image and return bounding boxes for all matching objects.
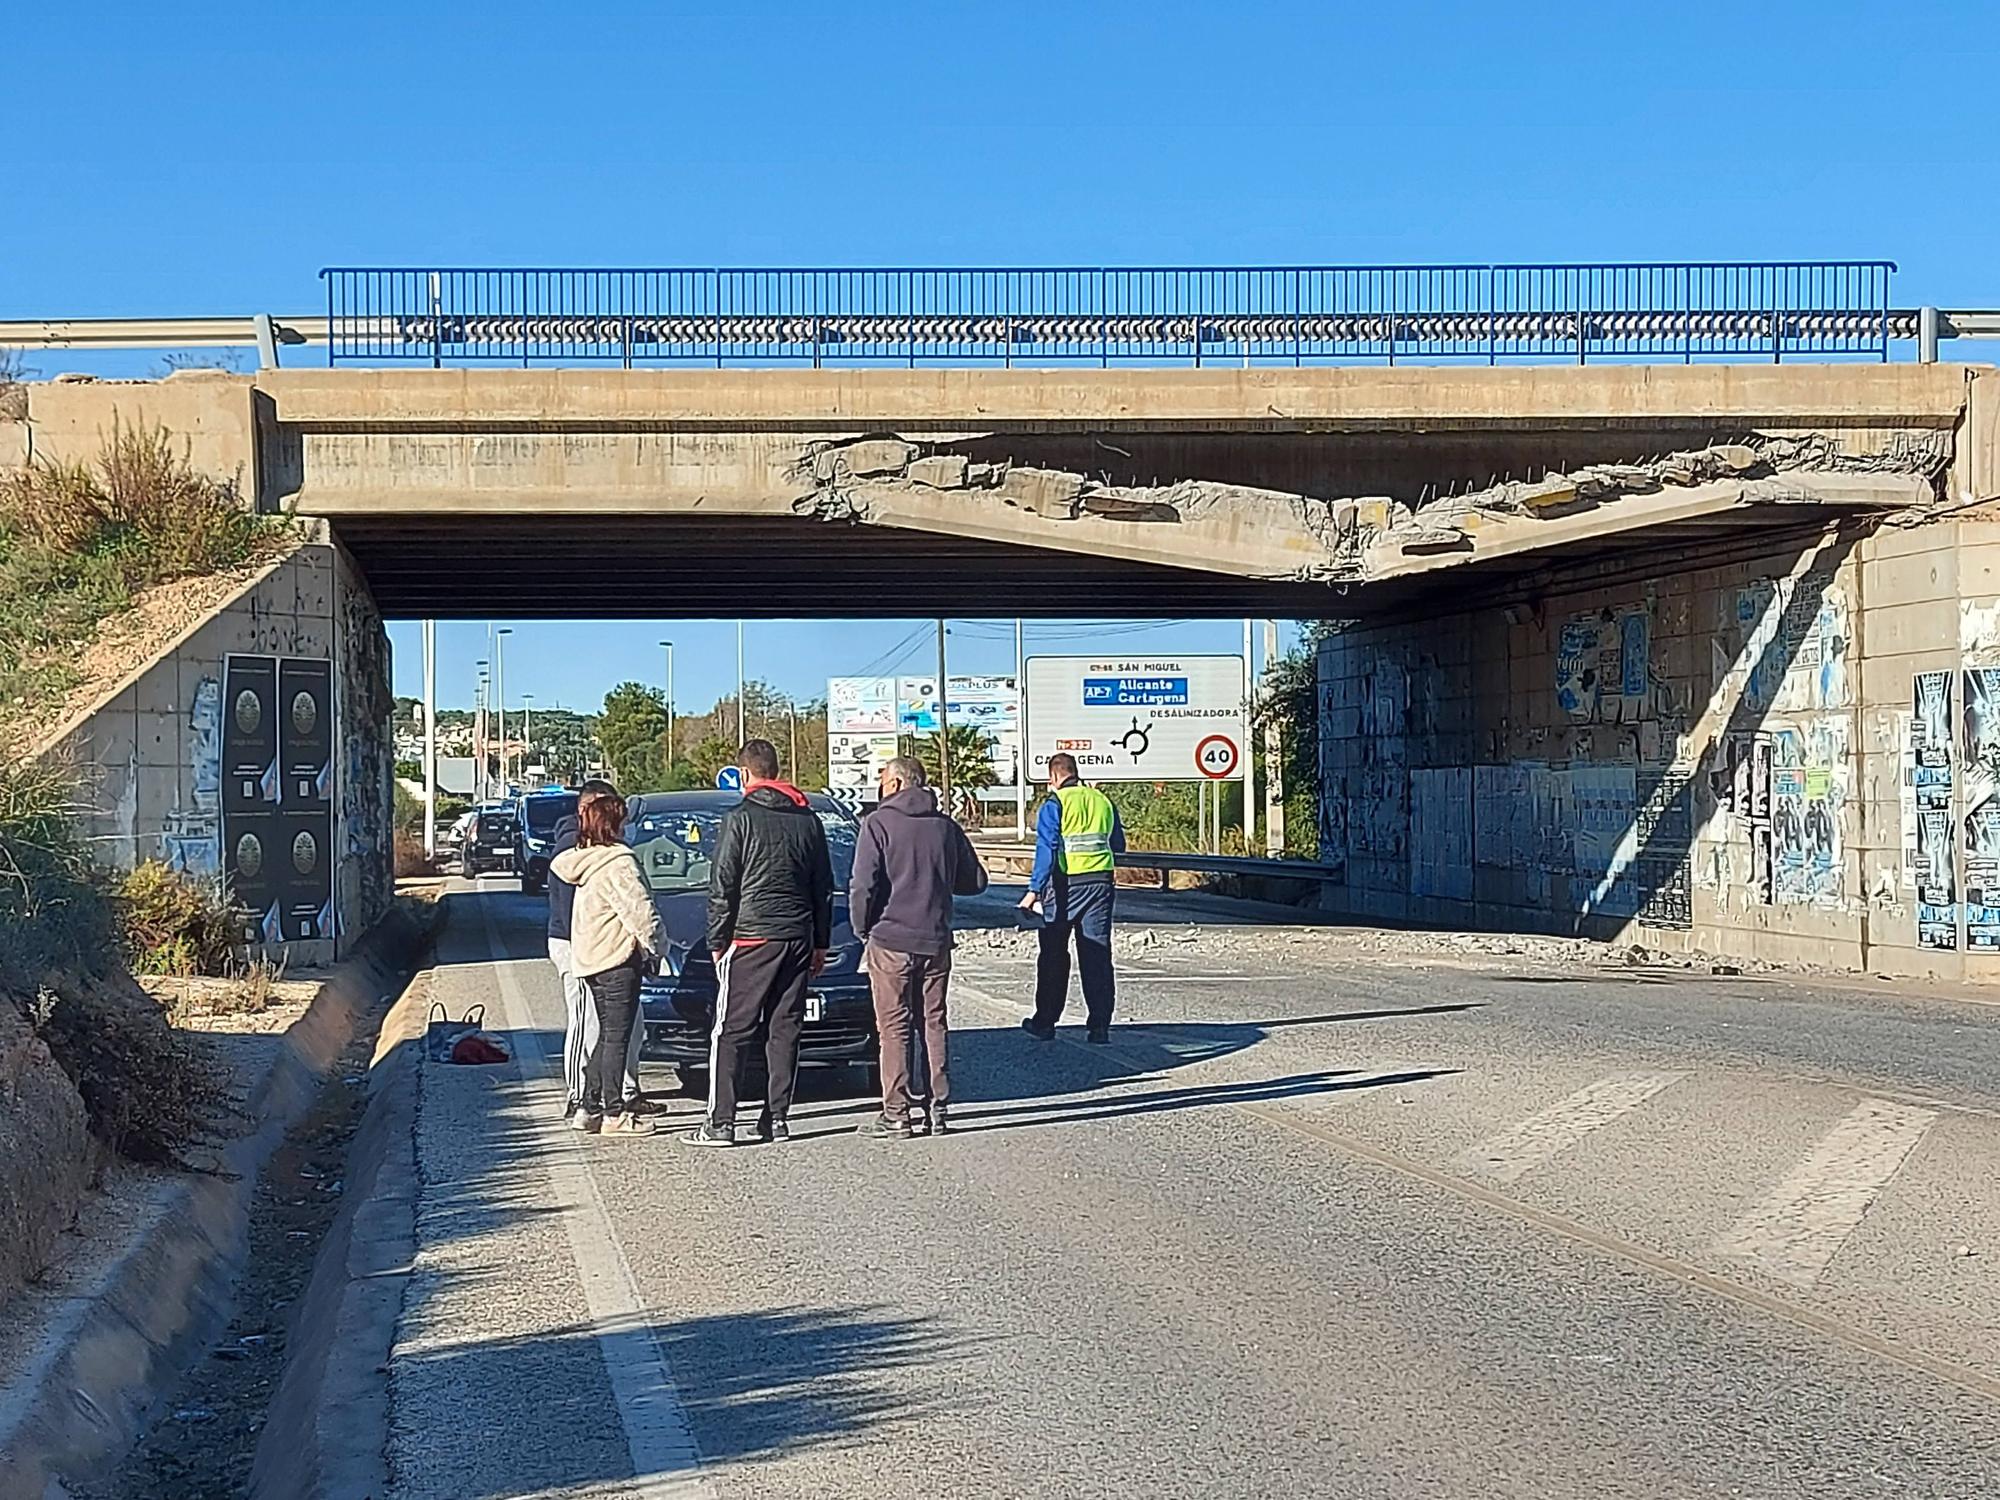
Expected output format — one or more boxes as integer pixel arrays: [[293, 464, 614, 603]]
[[1770, 721, 1846, 907], [1727, 574, 1850, 715], [1963, 667, 2000, 948], [1911, 671, 1957, 950], [277, 659, 335, 943], [1556, 607, 1651, 722], [222, 654, 336, 948]]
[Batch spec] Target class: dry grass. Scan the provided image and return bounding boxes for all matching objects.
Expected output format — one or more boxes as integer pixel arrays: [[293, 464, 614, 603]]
[[118, 860, 244, 977], [0, 416, 290, 712]]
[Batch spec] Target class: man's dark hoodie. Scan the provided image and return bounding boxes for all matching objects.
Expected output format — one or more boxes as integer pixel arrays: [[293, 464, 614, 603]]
[[546, 814, 581, 941], [706, 781, 835, 954], [849, 786, 989, 956]]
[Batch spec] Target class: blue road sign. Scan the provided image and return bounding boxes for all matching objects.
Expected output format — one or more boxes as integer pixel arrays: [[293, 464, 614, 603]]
[[716, 765, 744, 792]]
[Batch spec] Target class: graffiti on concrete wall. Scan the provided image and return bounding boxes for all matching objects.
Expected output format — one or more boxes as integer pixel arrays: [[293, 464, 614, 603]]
[[1963, 667, 2000, 949], [1557, 606, 1651, 722], [337, 575, 396, 938], [160, 676, 222, 877], [1911, 671, 1957, 949]]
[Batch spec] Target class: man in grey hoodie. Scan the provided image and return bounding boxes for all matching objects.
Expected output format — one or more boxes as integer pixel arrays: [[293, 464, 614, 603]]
[[849, 757, 988, 1138]]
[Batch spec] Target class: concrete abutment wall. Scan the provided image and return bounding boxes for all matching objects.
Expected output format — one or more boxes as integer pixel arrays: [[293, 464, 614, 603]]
[[1315, 515, 2000, 981]]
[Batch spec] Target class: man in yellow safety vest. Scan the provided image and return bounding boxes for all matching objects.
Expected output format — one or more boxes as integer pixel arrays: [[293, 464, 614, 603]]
[[1019, 753, 1126, 1043]]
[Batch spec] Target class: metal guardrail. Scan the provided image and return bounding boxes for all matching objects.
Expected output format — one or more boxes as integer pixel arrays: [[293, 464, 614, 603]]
[[318, 263, 1902, 367]]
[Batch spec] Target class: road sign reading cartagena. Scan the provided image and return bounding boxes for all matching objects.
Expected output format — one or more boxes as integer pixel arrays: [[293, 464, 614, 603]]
[[1024, 655, 1246, 783]]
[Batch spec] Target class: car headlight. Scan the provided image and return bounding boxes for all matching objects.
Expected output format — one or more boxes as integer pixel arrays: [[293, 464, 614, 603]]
[[825, 944, 860, 972], [662, 942, 690, 977]]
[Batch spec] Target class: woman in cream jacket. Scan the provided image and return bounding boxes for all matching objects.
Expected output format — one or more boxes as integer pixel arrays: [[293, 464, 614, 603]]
[[549, 790, 666, 1135]]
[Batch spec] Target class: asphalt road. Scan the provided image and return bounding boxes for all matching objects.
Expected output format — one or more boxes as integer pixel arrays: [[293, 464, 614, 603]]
[[385, 878, 2000, 1500]]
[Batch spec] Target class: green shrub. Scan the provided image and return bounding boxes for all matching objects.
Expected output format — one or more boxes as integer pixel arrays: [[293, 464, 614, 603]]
[[117, 860, 242, 977]]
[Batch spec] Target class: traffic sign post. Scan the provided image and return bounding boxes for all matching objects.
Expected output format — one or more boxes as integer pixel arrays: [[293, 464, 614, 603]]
[[1023, 655, 1248, 784], [1196, 734, 1240, 780], [715, 765, 744, 792]]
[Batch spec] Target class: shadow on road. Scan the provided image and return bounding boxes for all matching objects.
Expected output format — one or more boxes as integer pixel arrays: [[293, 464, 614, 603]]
[[393, 1305, 973, 1496]]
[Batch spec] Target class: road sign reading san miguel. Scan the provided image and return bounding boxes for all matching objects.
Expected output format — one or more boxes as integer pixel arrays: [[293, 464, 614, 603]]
[[1025, 655, 1248, 783]]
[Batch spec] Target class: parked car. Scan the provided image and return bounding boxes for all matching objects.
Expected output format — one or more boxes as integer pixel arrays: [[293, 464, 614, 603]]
[[459, 803, 519, 877], [514, 789, 579, 895], [627, 790, 877, 1094]]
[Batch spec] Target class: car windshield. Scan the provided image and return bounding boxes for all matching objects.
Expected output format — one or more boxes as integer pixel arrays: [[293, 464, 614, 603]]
[[521, 794, 577, 834], [628, 806, 857, 894], [475, 810, 516, 837]]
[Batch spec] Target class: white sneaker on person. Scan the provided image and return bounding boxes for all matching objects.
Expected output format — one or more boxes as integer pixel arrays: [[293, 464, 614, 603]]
[[569, 1108, 602, 1133], [601, 1112, 656, 1137]]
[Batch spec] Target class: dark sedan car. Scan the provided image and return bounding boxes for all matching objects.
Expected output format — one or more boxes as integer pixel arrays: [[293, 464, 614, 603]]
[[628, 790, 878, 1094], [459, 803, 518, 877], [514, 789, 579, 895]]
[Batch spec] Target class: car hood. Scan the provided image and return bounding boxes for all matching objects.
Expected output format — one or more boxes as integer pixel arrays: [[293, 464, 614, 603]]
[[650, 888, 855, 959]]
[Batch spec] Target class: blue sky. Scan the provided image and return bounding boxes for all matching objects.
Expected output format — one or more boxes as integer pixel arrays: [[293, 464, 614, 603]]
[[8, 1, 1994, 710]]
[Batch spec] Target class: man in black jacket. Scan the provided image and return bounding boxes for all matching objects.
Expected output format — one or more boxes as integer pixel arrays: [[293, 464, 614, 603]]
[[687, 740, 834, 1147], [849, 757, 987, 1138]]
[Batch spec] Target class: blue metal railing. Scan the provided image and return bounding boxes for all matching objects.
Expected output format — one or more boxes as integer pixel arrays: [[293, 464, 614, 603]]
[[319, 262, 1902, 368]]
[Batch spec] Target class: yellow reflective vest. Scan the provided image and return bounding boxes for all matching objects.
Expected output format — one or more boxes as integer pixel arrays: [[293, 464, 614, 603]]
[[1053, 784, 1118, 876]]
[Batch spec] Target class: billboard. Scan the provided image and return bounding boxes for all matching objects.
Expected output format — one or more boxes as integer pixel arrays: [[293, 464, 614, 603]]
[[1024, 655, 1247, 783], [827, 674, 1023, 795]]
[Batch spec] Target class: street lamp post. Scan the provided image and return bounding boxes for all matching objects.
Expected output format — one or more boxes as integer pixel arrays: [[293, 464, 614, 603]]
[[736, 620, 746, 744], [496, 627, 514, 793], [659, 640, 675, 764], [522, 693, 535, 782], [474, 660, 490, 801]]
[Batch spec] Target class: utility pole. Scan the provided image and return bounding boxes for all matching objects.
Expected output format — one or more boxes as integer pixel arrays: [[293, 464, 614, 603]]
[[474, 660, 490, 801], [522, 694, 535, 781], [1264, 620, 1286, 857], [736, 620, 746, 745], [936, 619, 951, 802], [789, 705, 799, 781], [1242, 616, 1255, 848], [1014, 617, 1027, 840], [496, 627, 513, 794], [422, 620, 437, 860], [660, 640, 675, 764]]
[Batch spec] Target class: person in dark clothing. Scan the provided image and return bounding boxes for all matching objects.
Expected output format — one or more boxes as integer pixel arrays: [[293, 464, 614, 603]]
[[849, 756, 988, 1138], [545, 781, 636, 1118], [1021, 753, 1126, 1043], [686, 740, 835, 1148]]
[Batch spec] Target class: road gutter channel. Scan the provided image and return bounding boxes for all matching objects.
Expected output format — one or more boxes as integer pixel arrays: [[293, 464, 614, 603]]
[[0, 905, 436, 1500], [946, 965, 2000, 1410]]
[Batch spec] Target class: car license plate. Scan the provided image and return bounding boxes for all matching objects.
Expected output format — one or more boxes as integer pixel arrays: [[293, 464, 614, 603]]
[[805, 992, 825, 1022]]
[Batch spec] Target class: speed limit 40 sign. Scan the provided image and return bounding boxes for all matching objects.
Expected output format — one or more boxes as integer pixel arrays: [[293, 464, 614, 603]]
[[1195, 734, 1240, 780]]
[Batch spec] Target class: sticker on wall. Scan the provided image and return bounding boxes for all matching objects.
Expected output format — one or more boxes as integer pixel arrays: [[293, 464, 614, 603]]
[[1911, 671, 1957, 950], [1963, 667, 2000, 948]]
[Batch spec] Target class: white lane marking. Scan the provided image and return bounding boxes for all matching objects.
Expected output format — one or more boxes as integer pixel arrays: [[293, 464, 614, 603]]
[[1467, 1070, 1686, 1184], [480, 896, 719, 1500], [1714, 1098, 1938, 1286]]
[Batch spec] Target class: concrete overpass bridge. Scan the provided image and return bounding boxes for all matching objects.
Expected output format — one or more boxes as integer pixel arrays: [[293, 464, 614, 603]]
[[10, 360, 1989, 619], [10, 261, 2000, 981], [8, 261, 1996, 621]]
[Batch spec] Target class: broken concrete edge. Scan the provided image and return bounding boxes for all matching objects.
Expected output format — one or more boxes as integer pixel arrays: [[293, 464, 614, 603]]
[[244, 913, 441, 1500], [787, 433, 1948, 588], [0, 899, 438, 1500]]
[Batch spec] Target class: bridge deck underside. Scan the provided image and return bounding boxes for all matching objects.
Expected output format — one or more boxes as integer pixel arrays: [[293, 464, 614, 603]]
[[332, 509, 1850, 622]]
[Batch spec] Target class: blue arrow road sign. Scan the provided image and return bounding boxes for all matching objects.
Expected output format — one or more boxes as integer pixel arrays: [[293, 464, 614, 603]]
[[716, 765, 744, 792]]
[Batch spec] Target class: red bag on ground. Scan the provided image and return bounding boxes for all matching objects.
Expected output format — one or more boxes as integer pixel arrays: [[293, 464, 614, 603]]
[[450, 1032, 510, 1065]]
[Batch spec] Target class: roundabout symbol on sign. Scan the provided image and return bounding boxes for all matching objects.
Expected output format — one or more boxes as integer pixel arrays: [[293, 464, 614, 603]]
[[1195, 734, 1239, 781]]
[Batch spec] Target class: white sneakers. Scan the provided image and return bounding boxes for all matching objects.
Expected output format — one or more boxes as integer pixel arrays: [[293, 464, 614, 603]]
[[600, 1112, 657, 1137]]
